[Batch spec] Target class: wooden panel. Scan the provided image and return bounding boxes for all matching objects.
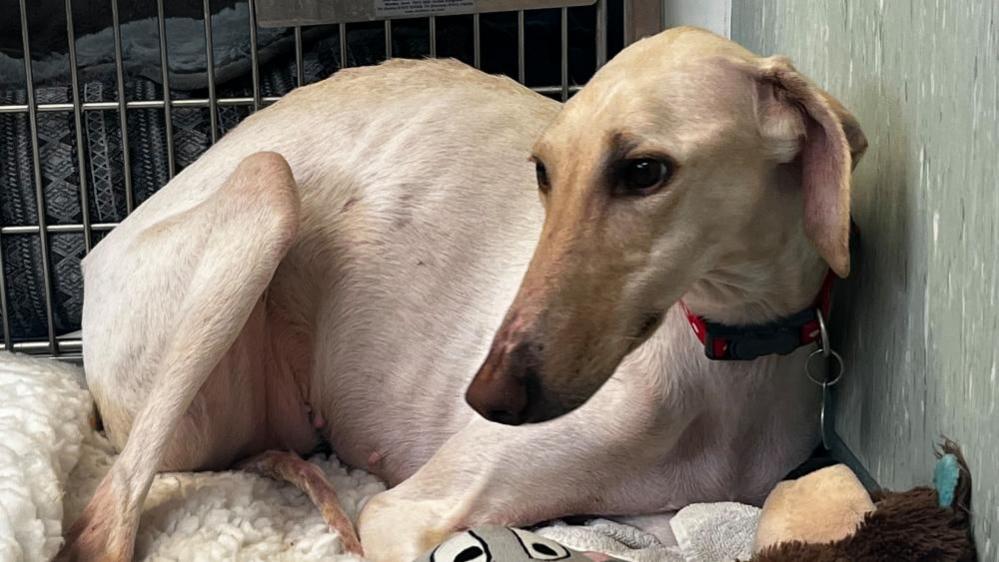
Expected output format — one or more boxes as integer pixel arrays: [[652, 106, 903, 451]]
[[732, 2, 998, 559]]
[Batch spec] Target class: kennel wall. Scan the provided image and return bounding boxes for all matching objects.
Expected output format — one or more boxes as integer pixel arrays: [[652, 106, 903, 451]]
[[732, 2, 999, 559]]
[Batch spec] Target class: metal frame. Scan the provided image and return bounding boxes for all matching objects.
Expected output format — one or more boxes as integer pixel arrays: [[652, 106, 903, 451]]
[[0, 0, 664, 359]]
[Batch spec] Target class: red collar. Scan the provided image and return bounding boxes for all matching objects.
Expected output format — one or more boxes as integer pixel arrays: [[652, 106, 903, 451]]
[[680, 270, 837, 360]]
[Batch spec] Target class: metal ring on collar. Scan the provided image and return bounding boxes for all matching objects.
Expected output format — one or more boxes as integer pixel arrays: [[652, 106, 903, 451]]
[[807, 347, 844, 387], [816, 308, 831, 358]]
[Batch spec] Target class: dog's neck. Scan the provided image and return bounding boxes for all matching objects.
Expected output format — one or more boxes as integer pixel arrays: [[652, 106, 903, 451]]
[[681, 167, 832, 327], [682, 241, 829, 327]]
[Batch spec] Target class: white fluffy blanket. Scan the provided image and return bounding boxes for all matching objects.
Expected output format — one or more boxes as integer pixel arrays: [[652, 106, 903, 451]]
[[0, 352, 759, 562]]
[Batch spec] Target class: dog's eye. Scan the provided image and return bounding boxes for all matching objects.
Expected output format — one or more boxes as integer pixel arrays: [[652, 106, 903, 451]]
[[619, 158, 671, 195], [535, 162, 551, 194]]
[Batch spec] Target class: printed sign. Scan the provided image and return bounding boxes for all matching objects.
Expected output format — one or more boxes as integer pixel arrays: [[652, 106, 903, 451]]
[[375, 0, 476, 18]]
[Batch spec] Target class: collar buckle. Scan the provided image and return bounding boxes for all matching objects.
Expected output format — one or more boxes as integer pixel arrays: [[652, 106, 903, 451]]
[[705, 327, 803, 361]]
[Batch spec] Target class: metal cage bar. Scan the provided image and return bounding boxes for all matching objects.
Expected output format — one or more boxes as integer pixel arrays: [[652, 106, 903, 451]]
[[473, 13, 481, 69], [339, 23, 348, 68], [0, 97, 279, 113], [384, 19, 393, 58], [17, 0, 60, 355], [294, 26, 305, 86], [2, 224, 119, 235], [248, 0, 262, 110], [156, 0, 177, 178], [0, 193, 11, 351], [65, 0, 94, 252], [428, 16, 437, 58], [623, 0, 631, 47], [203, 0, 219, 143], [13, 337, 82, 354], [110, 0, 135, 213], [560, 6, 569, 101], [0, 244, 11, 350], [517, 10, 526, 83], [596, 0, 608, 67]]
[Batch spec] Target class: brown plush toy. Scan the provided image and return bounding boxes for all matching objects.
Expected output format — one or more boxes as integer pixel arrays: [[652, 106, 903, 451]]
[[750, 441, 976, 561]]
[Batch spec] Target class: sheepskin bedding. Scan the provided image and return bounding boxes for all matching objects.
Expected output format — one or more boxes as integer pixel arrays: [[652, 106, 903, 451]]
[[0, 352, 760, 562]]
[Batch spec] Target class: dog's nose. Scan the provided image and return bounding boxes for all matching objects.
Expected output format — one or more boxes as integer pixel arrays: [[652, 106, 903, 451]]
[[465, 365, 529, 425], [466, 340, 541, 425]]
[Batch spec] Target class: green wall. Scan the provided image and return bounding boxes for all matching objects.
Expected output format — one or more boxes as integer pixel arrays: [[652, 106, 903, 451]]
[[732, 1, 998, 559]]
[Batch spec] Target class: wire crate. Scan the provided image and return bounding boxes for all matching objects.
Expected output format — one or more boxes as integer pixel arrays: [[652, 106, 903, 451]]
[[0, 0, 664, 360]]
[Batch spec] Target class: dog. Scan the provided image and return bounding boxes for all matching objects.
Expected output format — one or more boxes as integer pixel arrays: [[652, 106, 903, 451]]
[[58, 27, 866, 562]]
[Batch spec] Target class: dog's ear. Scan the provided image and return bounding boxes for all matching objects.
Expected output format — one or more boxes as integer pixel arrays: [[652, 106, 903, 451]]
[[746, 56, 866, 277]]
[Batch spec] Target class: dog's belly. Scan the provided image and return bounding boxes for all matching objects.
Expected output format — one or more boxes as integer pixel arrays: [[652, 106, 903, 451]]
[[297, 174, 546, 483]]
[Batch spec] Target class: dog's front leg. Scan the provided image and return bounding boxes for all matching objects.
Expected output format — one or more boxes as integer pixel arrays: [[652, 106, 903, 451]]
[[358, 400, 691, 562], [57, 152, 300, 562]]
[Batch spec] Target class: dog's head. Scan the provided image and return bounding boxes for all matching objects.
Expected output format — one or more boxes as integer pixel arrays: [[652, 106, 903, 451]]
[[466, 27, 867, 424]]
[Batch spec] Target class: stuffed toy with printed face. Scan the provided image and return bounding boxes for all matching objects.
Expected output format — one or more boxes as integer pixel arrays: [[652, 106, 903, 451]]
[[414, 526, 626, 562]]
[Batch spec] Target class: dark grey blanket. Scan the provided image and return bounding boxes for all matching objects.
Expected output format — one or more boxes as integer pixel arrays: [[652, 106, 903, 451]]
[[0, 12, 356, 341]]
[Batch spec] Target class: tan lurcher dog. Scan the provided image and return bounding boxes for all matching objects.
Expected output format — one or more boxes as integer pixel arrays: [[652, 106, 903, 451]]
[[58, 27, 866, 562]]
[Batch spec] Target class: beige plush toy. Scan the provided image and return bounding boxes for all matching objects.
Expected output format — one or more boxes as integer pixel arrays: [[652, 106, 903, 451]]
[[749, 441, 975, 561], [753, 463, 875, 551]]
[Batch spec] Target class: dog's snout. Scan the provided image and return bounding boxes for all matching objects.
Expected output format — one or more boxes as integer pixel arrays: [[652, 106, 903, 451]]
[[466, 341, 544, 425]]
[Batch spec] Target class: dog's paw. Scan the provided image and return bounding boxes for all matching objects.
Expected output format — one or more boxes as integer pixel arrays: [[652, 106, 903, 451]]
[[358, 492, 455, 562], [56, 520, 132, 562], [57, 480, 134, 562]]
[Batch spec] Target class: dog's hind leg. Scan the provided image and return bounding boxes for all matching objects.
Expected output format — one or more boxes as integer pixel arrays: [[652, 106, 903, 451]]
[[238, 450, 363, 555], [57, 152, 301, 562]]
